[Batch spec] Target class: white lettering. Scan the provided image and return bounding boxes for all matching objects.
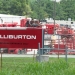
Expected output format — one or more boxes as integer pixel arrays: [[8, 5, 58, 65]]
[[3, 35, 7, 39], [27, 35, 31, 39], [17, 35, 22, 39], [0, 35, 36, 39], [23, 35, 26, 39], [9, 35, 14, 39], [31, 35, 36, 39]]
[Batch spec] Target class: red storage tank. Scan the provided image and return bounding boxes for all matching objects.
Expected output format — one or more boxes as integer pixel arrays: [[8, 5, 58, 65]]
[[46, 24, 54, 34], [20, 19, 27, 27]]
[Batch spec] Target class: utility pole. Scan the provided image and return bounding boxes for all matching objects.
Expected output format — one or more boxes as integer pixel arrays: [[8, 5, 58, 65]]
[[53, 0, 56, 35], [36, 0, 41, 20]]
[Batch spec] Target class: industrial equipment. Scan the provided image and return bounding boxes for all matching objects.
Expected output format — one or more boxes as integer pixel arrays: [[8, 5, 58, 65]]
[[0, 17, 75, 55]]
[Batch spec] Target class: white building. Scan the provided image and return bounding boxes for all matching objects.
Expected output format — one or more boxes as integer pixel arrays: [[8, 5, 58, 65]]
[[0, 14, 26, 25]]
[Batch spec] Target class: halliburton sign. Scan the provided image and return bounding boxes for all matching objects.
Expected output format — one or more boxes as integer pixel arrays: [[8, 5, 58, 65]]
[[0, 28, 44, 48]]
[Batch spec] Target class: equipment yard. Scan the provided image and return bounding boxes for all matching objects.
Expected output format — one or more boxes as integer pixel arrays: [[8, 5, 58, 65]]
[[0, 0, 75, 74], [0, 14, 75, 55]]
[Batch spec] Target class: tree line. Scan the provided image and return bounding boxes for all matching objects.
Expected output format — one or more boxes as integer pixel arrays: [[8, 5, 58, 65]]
[[0, 0, 75, 20]]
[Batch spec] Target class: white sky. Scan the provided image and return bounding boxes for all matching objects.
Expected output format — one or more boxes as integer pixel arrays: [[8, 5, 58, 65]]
[[52, 0, 61, 2], [56, 0, 60, 2]]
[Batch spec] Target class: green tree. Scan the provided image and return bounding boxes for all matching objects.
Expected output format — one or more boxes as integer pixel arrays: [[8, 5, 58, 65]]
[[9, 0, 32, 16], [30, 0, 48, 19], [1, 0, 75, 21], [0, 0, 11, 14], [60, 0, 75, 20], [55, 1, 65, 20]]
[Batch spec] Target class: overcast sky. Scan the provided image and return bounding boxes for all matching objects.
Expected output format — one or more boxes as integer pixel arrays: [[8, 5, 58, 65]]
[[56, 0, 60, 2], [52, 0, 60, 2]]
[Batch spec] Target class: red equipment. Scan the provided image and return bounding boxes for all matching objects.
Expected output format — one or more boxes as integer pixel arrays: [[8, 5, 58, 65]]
[[0, 22, 18, 27], [1, 17, 75, 55], [20, 19, 56, 34], [47, 25, 75, 55]]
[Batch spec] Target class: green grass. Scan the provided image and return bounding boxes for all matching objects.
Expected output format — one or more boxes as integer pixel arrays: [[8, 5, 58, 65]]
[[0, 57, 75, 75]]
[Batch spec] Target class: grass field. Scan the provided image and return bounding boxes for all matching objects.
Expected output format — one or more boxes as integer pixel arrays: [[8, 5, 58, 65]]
[[0, 57, 75, 75]]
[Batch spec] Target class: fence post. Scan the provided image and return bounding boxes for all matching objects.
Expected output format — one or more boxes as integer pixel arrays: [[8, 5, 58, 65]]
[[58, 35, 60, 59], [42, 29, 44, 55], [65, 47, 68, 62], [0, 48, 3, 71], [33, 50, 35, 62], [38, 43, 41, 62]]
